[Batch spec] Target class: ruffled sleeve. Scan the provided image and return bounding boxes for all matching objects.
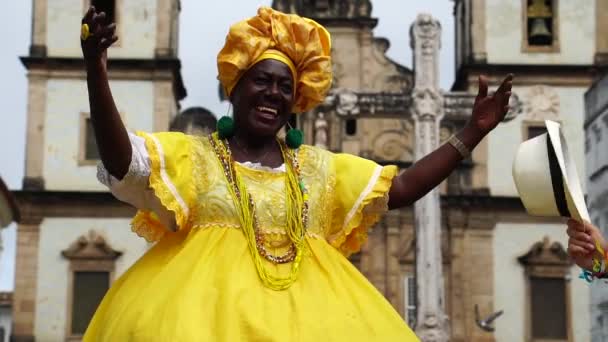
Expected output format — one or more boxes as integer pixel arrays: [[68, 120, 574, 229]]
[[326, 153, 398, 257], [130, 131, 196, 242]]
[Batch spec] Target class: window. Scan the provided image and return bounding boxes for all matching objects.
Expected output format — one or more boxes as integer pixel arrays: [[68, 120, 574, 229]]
[[62, 231, 122, 341], [345, 119, 357, 136], [518, 237, 572, 342], [84, 117, 100, 160], [91, 0, 116, 24], [404, 275, 417, 328], [71, 272, 110, 335], [527, 125, 547, 140], [523, 0, 559, 52], [79, 113, 104, 165], [530, 277, 567, 339]]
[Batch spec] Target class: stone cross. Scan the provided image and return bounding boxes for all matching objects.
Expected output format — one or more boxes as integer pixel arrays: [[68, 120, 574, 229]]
[[410, 13, 450, 342]]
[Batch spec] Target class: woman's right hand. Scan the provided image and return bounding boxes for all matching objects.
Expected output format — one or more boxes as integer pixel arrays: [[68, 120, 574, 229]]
[[80, 6, 118, 66], [566, 219, 606, 271]]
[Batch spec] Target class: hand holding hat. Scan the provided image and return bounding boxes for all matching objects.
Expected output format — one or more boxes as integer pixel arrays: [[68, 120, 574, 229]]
[[566, 219, 606, 271], [512, 120, 590, 222]]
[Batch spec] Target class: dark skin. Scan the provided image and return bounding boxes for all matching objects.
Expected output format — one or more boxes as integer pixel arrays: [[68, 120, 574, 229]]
[[81, 7, 513, 214], [566, 219, 607, 271]]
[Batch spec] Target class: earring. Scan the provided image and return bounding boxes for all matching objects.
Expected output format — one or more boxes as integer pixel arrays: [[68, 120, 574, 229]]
[[217, 104, 235, 139], [217, 116, 235, 139], [285, 120, 303, 149]]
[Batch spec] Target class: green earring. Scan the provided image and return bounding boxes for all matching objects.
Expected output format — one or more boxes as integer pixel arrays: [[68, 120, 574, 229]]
[[217, 116, 235, 139], [285, 128, 303, 149]]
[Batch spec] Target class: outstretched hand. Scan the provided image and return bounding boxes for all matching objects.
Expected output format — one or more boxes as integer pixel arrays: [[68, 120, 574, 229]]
[[80, 6, 118, 65], [467, 74, 513, 137]]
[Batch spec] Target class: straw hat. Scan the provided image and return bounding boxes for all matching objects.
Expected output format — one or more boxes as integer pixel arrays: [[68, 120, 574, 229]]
[[512, 120, 589, 222]]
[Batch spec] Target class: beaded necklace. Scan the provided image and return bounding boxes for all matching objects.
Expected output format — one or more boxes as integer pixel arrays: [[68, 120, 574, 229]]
[[209, 132, 309, 290]]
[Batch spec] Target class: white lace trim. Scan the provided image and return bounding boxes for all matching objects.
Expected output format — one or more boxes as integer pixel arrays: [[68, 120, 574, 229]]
[[238, 161, 286, 173]]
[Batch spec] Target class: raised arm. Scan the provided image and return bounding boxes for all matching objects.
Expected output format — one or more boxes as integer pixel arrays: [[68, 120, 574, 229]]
[[388, 74, 513, 210], [81, 6, 131, 180]]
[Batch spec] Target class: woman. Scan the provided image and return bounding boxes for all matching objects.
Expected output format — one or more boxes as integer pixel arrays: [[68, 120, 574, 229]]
[[81, 6, 512, 341]]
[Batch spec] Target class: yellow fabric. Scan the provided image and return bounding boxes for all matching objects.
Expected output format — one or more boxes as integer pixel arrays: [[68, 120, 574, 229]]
[[252, 49, 297, 81], [247, 48, 299, 97], [129, 131, 195, 242], [217, 6, 332, 113], [84, 132, 418, 341]]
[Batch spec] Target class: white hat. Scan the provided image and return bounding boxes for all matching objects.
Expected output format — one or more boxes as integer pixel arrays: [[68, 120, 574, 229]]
[[512, 120, 590, 222]]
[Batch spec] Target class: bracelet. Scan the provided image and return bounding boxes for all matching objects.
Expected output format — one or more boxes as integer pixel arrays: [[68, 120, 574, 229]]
[[447, 135, 471, 159]]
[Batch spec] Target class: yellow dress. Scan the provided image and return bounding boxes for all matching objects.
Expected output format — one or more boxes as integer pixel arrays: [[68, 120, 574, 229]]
[[84, 132, 419, 341]]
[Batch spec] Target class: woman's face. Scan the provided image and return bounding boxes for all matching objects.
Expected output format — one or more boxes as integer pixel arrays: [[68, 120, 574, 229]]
[[230, 59, 295, 138]]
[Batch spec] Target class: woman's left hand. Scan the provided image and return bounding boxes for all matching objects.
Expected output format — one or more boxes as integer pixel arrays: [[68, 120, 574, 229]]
[[467, 74, 513, 137]]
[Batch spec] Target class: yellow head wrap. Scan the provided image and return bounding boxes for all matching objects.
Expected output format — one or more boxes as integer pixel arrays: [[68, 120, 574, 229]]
[[217, 7, 332, 113]]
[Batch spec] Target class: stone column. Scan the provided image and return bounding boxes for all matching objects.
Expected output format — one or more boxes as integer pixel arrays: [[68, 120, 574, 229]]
[[12, 217, 42, 342], [410, 14, 450, 341]]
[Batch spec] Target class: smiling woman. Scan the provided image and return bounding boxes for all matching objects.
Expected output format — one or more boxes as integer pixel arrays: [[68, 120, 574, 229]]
[[79, 5, 511, 342]]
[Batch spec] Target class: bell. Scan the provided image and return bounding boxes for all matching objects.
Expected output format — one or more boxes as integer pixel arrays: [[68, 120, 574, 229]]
[[529, 18, 552, 45]]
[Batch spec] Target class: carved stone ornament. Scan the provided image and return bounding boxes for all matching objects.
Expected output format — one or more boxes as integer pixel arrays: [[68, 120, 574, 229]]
[[62, 230, 122, 260], [416, 314, 450, 342], [412, 88, 443, 121], [323, 89, 412, 117], [410, 14, 441, 53], [271, 0, 372, 19], [371, 129, 412, 161], [523, 85, 560, 121], [503, 91, 523, 122], [517, 236, 571, 267], [314, 112, 329, 149], [324, 89, 360, 116]]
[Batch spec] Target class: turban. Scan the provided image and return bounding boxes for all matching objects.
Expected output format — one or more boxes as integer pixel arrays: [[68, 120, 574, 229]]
[[217, 7, 332, 113]]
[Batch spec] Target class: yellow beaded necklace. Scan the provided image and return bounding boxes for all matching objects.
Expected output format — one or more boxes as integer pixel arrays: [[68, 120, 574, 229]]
[[209, 132, 309, 290]]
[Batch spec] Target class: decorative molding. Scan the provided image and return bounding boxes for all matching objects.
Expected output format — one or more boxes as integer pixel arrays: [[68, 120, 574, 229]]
[[322, 89, 412, 117], [523, 85, 560, 122], [272, 0, 377, 28], [371, 129, 412, 162], [14, 190, 136, 219], [61, 230, 122, 261], [20, 57, 187, 101], [518, 236, 572, 271]]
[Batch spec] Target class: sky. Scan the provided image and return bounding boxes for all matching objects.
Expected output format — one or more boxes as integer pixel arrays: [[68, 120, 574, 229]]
[[0, 1, 455, 290]]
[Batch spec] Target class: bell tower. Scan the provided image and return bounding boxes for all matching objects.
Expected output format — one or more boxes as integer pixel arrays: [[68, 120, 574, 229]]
[[13, 0, 185, 340]]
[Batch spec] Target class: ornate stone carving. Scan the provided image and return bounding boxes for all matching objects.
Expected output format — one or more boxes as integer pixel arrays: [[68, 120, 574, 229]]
[[412, 88, 444, 122], [271, 0, 373, 19], [523, 85, 560, 121], [518, 236, 571, 267], [323, 89, 412, 117], [503, 92, 524, 122], [410, 14, 442, 89], [410, 13, 450, 342], [371, 130, 413, 161], [61, 230, 122, 261], [443, 92, 475, 121], [314, 112, 329, 149]]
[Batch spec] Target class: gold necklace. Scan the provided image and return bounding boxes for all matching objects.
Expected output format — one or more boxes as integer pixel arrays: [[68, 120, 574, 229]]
[[209, 132, 309, 290]]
